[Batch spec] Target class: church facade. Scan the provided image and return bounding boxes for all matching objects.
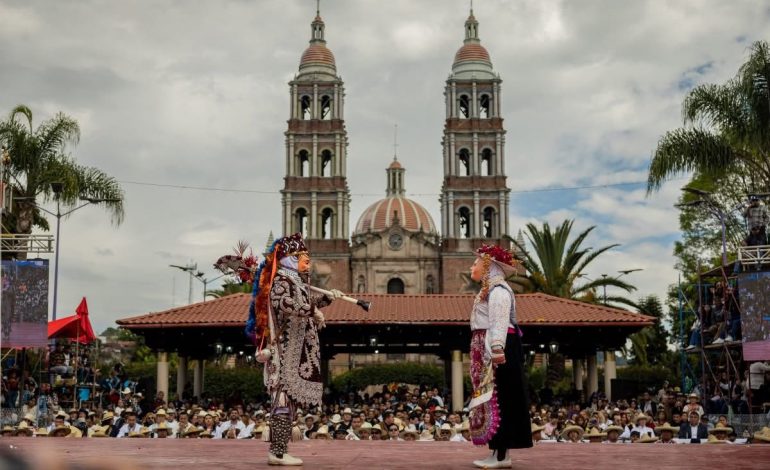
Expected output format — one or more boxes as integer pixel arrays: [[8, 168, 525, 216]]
[[280, 7, 514, 296]]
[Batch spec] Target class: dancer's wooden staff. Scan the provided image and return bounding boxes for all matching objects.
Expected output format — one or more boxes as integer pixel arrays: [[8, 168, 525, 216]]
[[308, 286, 371, 312]]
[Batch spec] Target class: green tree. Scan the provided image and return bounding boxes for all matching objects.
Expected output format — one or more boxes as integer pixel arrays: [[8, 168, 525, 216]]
[[506, 220, 637, 308], [628, 295, 672, 366], [0, 105, 124, 252], [647, 41, 770, 194], [506, 220, 637, 386]]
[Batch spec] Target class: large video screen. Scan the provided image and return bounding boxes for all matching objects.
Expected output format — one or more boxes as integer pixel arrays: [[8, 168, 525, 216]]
[[738, 271, 770, 361], [1, 259, 49, 348]]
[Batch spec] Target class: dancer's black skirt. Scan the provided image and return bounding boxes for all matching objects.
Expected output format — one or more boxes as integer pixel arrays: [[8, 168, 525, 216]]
[[489, 332, 533, 450]]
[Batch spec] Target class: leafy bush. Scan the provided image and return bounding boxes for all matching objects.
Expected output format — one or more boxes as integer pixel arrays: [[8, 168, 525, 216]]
[[616, 364, 675, 386], [331, 363, 444, 392]]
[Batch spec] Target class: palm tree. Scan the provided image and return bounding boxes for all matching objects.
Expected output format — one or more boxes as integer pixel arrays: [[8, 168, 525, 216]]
[[506, 220, 637, 308], [648, 41, 770, 193], [0, 105, 124, 251]]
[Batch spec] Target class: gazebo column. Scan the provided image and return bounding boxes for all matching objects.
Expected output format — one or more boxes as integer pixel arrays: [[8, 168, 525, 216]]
[[156, 351, 169, 402], [573, 358, 584, 392], [451, 350, 463, 413], [193, 359, 205, 398], [603, 351, 617, 400], [587, 353, 598, 397], [176, 355, 187, 400]]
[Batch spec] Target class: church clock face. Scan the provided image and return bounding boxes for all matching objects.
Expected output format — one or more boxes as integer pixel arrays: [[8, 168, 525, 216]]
[[388, 233, 403, 250]]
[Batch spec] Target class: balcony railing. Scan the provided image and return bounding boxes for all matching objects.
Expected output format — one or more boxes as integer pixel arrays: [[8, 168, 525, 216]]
[[0, 233, 54, 254], [738, 244, 770, 266]]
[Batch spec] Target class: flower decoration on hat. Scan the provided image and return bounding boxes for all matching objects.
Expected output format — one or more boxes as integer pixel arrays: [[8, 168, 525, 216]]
[[475, 244, 514, 267]]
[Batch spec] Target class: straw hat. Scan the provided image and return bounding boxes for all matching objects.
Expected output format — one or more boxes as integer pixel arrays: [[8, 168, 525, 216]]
[[197, 410, 208, 419], [401, 425, 419, 438], [687, 393, 698, 399], [49, 425, 72, 437], [200, 430, 214, 439], [633, 414, 650, 425], [183, 427, 203, 438], [654, 423, 680, 434], [419, 429, 435, 441], [360, 422, 373, 431], [252, 424, 266, 436], [122, 387, 132, 395], [14, 421, 34, 436], [303, 414, 319, 424], [22, 413, 36, 424], [438, 423, 455, 437], [34, 427, 49, 437], [342, 408, 353, 416], [90, 427, 110, 438], [706, 434, 727, 444], [530, 422, 546, 434], [708, 423, 733, 434], [433, 406, 446, 415], [330, 414, 342, 424], [585, 427, 607, 440], [155, 409, 167, 417], [605, 425, 624, 434], [560, 425, 585, 440], [55, 410, 68, 420], [751, 427, 770, 442], [314, 425, 330, 439], [637, 434, 659, 443]]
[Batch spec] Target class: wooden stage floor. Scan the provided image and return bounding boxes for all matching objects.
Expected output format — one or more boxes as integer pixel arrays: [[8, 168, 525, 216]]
[[3, 438, 770, 469]]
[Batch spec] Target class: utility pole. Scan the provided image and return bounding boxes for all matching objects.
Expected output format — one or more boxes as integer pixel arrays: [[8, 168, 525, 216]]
[[170, 263, 197, 305]]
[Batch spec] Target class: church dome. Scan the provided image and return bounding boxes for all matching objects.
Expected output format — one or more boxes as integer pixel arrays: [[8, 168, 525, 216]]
[[354, 195, 436, 235], [299, 43, 336, 71], [453, 43, 491, 66], [450, 10, 496, 79]]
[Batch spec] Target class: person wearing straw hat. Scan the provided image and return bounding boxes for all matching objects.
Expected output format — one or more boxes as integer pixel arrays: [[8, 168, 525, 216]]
[[630, 413, 654, 438], [530, 422, 545, 443], [0, 425, 15, 437], [401, 425, 419, 441], [751, 426, 770, 444], [313, 425, 330, 440], [182, 426, 203, 438], [89, 425, 110, 438], [435, 423, 454, 442], [34, 427, 49, 437], [357, 422, 372, 441], [451, 421, 471, 442], [637, 434, 659, 444], [328, 413, 342, 432], [468, 245, 532, 469], [240, 233, 343, 466], [654, 422, 679, 444], [302, 414, 319, 439], [560, 424, 584, 443], [252, 423, 267, 440], [682, 393, 704, 417], [49, 424, 72, 438], [708, 423, 732, 441], [585, 427, 606, 443], [370, 423, 385, 440], [153, 421, 172, 439], [14, 421, 35, 437], [604, 425, 623, 444]]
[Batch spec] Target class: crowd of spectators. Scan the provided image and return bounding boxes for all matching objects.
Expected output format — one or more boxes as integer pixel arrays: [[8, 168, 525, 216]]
[[3, 373, 770, 444]]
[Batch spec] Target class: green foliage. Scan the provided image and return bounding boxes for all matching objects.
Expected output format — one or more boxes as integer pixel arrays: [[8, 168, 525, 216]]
[[206, 280, 252, 299], [628, 295, 671, 366], [0, 105, 124, 242], [330, 363, 445, 392], [526, 365, 546, 391], [120, 363, 264, 402], [506, 220, 637, 309], [616, 364, 676, 386]]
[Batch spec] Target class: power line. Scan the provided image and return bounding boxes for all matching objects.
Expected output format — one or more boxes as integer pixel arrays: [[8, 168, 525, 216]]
[[119, 176, 688, 197]]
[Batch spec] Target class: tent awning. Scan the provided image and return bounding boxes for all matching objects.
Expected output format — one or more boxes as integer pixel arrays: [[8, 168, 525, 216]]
[[47, 297, 96, 344]]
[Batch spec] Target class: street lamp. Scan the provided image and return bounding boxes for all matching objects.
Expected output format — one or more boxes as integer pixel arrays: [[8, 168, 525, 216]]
[[548, 341, 559, 354], [170, 263, 197, 305], [34, 183, 121, 320], [193, 271, 227, 302]]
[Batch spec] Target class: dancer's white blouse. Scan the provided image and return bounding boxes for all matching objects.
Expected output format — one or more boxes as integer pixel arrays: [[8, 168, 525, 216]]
[[470, 263, 517, 353]]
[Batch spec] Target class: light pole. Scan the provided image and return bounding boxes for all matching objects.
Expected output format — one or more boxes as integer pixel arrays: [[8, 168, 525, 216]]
[[580, 269, 641, 305], [34, 182, 121, 320], [193, 271, 227, 302], [170, 263, 197, 305]]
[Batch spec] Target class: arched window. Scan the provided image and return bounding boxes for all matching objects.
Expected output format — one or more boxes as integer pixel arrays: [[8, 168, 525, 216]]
[[481, 148, 493, 176], [320, 150, 333, 177], [458, 207, 471, 239], [296, 208, 308, 237], [320, 95, 332, 120], [459, 95, 470, 119], [387, 278, 405, 294], [321, 208, 334, 239], [483, 207, 495, 238], [357, 275, 366, 293], [425, 275, 435, 294], [458, 149, 471, 176], [300, 96, 311, 120], [298, 150, 310, 177], [479, 94, 490, 118]]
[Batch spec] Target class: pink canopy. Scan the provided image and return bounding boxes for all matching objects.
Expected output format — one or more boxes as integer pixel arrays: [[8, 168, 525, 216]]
[[47, 297, 97, 344]]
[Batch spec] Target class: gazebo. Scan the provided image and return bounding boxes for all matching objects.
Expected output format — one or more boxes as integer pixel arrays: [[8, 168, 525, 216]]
[[117, 292, 654, 410]]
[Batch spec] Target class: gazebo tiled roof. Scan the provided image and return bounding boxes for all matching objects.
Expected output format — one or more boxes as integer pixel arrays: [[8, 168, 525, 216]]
[[116, 292, 654, 329]]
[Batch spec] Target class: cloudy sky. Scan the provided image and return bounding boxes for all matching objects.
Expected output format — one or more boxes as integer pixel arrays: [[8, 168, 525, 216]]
[[1, 0, 768, 334]]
